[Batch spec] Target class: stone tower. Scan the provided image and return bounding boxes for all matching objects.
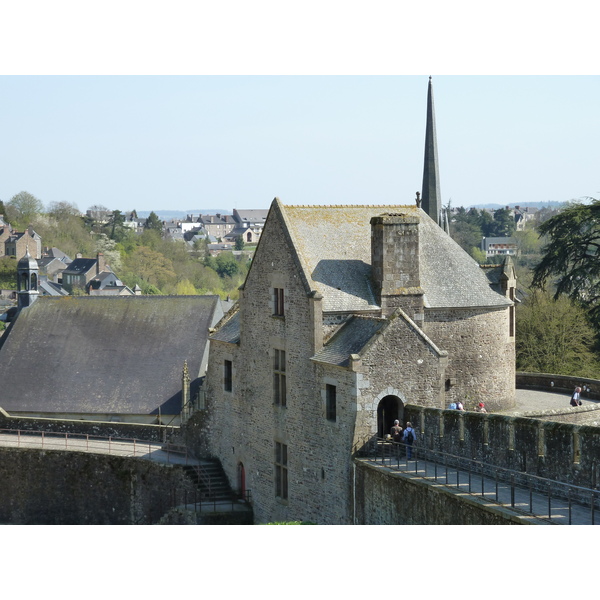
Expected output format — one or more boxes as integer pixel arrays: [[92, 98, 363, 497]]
[[421, 76, 442, 225]]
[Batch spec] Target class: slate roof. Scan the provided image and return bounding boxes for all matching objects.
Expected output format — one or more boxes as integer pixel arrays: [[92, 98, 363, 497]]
[[61, 258, 97, 275], [210, 309, 240, 344], [0, 295, 221, 415], [312, 316, 387, 367], [279, 202, 511, 312]]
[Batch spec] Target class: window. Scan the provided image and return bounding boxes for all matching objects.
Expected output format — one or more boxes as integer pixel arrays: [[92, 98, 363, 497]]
[[326, 384, 337, 421], [273, 349, 287, 406], [275, 442, 288, 500], [509, 287, 516, 337], [224, 360, 232, 392], [273, 287, 285, 316]]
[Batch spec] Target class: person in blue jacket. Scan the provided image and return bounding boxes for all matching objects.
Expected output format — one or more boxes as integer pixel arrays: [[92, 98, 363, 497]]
[[402, 422, 416, 459]]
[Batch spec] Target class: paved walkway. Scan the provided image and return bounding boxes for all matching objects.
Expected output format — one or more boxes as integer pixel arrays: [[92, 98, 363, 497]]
[[361, 450, 599, 525], [0, 430, 202, 466], [509, 388, 599, 414]]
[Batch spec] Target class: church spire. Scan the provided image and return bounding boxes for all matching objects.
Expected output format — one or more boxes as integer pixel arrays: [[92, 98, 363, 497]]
[[421, 76, 442, 225]]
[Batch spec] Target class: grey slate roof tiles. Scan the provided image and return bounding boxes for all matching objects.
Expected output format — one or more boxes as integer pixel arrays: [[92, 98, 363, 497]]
[[0, 295, 221, 415], [312, 316, 387, 367], [280, 203, 510, 312]]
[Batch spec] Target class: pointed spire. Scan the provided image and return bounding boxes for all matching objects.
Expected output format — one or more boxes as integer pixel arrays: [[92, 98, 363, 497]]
[[421, 76, 442, 225]]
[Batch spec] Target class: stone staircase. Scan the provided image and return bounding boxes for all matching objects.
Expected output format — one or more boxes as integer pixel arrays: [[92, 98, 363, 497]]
[[182, 459, 236, 502]]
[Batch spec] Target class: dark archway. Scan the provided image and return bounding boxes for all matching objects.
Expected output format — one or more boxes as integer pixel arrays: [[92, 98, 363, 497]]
[[377, 395, 404, 438]]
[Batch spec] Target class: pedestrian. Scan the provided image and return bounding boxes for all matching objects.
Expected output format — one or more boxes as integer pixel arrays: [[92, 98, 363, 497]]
[[570, 386, 582, 407], [476, 402, 487, 413], [402, 422, 416, 459], [456, 400, 465, 411], [390, 419, 403, 443]]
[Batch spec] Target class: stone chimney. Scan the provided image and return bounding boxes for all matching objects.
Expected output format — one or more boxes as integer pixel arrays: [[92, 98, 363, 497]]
[[96, 252, 106, 274], [370, 211, 424, 319]]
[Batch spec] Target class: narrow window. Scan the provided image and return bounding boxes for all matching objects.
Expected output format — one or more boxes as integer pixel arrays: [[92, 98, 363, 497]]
[[509, 287, 516, 337], [275, 442, 288, 500], [224, 359, 233, 392], [326, 384, 337, 421], [273, 349, 287, 406], [273, 287, 285, 316]]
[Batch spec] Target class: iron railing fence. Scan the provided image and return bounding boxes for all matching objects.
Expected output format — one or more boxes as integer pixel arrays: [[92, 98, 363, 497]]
[[359, 437, 600, 525], [142, 488, 253, 523], [0, 427, 194, 464]]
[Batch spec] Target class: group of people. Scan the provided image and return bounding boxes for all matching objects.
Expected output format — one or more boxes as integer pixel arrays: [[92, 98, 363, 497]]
[[447, 400, 487, 412], [390, 420, 417, 458]]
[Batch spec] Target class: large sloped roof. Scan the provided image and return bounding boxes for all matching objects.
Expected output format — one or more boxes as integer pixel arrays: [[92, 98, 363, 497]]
[[0, 295, 221, 415], [278, 202, 510, 312]]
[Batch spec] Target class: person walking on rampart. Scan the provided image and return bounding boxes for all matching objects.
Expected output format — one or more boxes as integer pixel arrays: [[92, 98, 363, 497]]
[[456, 400, 464, 411], [402, 422, 416, 459], [391, 420, 403, 443], [570, 386, 582, 407]]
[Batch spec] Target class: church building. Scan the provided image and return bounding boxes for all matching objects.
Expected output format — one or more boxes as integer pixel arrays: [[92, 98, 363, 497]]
[[201, 79, 517, 524]]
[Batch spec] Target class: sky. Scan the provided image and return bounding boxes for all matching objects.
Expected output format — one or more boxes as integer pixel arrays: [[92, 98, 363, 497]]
[[1, 3, 598, 217], [1, 75, 598, 215]]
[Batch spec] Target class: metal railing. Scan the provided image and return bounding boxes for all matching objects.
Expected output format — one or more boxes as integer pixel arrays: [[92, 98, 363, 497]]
[[359, 437, 600, 525], [0, 427, 195, 464]]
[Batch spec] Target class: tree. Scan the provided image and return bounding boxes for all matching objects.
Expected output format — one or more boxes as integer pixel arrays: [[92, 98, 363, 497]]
[[47, 201, 81, 220], [489, 208, 516, 237], [0, 256, 17, 289], [121, 246, 177, 290], [107, 209, 126, 241], [145, 211, 163, 232], [516, 288, 600, 377], [234, 235, 245, 251], [215, 251, 239, 278], [532, 198, 600, 329], [6, 191, 44, 227]]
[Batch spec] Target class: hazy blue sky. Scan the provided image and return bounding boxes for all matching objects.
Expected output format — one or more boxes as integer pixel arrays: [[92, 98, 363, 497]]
[[1, 75, 598, 214]]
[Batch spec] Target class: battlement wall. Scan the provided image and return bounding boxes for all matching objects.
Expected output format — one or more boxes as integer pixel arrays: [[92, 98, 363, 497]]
[[404, 404, 600, 490]]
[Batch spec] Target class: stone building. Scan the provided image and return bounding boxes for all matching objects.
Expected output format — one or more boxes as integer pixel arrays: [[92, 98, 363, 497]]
[[200, 78, 516, 524], [202, 199, 516, 524], [0, 224, 42, 260]]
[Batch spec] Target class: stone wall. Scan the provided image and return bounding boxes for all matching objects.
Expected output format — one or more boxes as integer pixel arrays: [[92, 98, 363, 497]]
[[0, 447, 194, 524], [353, 460, 540, 525], [403, 405, 600, 491], [424, 307, 515, 411], [0, 409, 170, 442]]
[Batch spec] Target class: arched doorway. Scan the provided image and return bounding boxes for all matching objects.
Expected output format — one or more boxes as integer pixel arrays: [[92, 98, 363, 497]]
[[237, 462, 246, 499], [377, 395, 404, 438]]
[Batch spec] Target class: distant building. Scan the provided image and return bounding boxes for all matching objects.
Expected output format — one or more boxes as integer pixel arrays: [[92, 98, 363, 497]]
[[0, 225, 42, 260], [61, 253, 111, 293], [481, 236, 518, 258]]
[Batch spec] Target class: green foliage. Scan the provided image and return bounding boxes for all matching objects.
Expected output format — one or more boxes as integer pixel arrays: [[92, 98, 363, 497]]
[[6, 191, 44, 228], [0, 256, 17, 289], [532, 198, 600, 329], [215, 251, 239, 278], [266, 521, 316, 525], [516, 288, 600, 377], [144, 211, 163, 232], [234, 235, 245, 251]]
